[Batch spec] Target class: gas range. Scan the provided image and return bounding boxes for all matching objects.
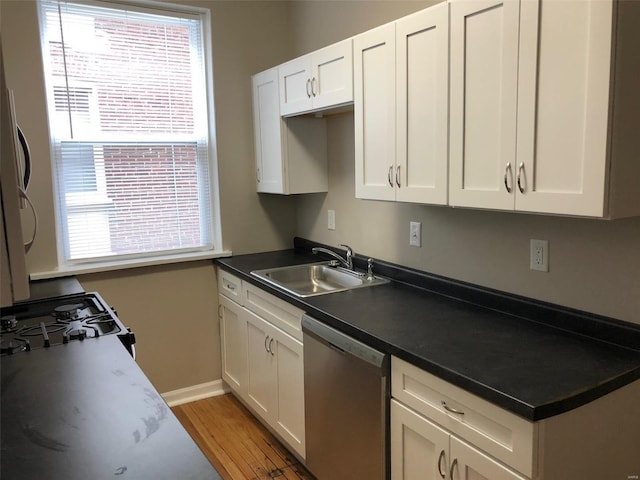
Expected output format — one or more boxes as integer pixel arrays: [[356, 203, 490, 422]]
[[0, 292, 135, 357]]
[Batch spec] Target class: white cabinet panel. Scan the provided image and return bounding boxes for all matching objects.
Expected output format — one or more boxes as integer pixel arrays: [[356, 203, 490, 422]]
[[246, 313, 275, 419], [312, 39, 353, 111], [245, 308, 305, 459], [354, 23, 396, 201], [279, 57, 313, 116], [396, 3, 448, 204], [449, 0, 520, 210], [219, 294, 248, 397], [515, 0, 613, 216], [391, 399, 449, 480], [253, 68, 285, 194]]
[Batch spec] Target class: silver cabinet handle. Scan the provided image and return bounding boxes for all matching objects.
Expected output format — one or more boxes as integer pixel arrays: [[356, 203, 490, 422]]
[[517, 162, 525, 193], [269, 337, 275, 356], [306, 78, 311, 98], [218, 304, 223, 319], [388, 165, 394, 187], [437, 449, 446, 479], [225, 281, 235, 292], [395, 165, 401, 188], [311, 77, 317, 97], [441, 401, 465, 416], [504, 162, 512, 193], [264, 335, 270, 353], [256, 168, 260, 183], [449, 458, 458, 480]]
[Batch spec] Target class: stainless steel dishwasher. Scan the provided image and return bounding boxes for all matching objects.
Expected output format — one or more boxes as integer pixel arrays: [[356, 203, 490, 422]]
[[302, 314, 390, 480]]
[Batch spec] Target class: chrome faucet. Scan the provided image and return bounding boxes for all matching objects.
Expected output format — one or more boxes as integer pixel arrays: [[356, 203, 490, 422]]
[[312, 244, 354, 270]]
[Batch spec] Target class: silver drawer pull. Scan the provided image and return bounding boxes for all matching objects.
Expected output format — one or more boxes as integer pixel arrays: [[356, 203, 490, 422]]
[[225, 282, 236, 291], [441, 400, 464, 416], [437, 449, 446, 478], [504, 162, 512, 193], [388, 165, 394, 187], [264, 335, 270, 353], [449, 458, 458, 479], [517, 162, 525, 193]]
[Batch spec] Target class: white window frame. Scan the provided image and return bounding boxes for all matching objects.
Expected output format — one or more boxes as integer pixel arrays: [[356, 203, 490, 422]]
[[36, 0, 225, 275]]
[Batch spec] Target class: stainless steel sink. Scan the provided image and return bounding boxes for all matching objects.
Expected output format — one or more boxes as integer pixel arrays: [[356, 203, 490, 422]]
[[251, 262, 389, 297]]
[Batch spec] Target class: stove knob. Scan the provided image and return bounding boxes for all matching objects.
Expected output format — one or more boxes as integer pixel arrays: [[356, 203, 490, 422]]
[[63, 333, 69, 344], [25, 340, 31, 351]]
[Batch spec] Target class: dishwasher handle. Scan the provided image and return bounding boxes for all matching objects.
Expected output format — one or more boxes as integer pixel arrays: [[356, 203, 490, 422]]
[[302, 315, 389, 371]]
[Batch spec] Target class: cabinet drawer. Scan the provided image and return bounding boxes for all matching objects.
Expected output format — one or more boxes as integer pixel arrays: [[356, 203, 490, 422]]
[[217, 268, 243, 304], [392, 356, 535, 477], [243, 281, 304, 341]]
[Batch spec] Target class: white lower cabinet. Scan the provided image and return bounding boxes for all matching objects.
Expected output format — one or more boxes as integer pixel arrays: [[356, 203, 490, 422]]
[[391, 356, 640, 480], [217, 268, 305, 460], [219, 294, 248, 398], [391, 400, 526, 480], [245, 309, 305, 458]]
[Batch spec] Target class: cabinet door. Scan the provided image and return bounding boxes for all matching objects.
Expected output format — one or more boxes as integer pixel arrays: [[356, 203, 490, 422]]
[[246, 309, 277, 421], [449, 0, 520, 210], [391, 400, 450, 480], [252, 68, 286, 193], [395, 4, 448, 205], [279, 56, 313, 116], [272, 325, 305, 459], [354, 23, 396, 201], [311, 39, 353, 110], [515, 0, 613, 216], [219, 294, 248, 399], [450, 436, 527, 480]]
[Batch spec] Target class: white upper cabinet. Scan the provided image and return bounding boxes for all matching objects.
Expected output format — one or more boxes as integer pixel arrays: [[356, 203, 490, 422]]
[[252, 67, 328, 195], [355, 3, 449, 205], [449, 0, 520, 211], [354, 23, 397, 201], [252, 68, 286, 194], [514, 0, 613, 216], [279, 39, 353, 117], [395, 3, 449, 205], [450, 0, 640, 218]]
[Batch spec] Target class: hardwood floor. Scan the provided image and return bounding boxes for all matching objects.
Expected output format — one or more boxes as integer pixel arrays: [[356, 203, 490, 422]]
[[172, 394, 315, 480]]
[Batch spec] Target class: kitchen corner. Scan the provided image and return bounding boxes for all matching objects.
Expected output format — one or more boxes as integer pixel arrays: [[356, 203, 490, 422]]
[[1, 277, 222, 480]]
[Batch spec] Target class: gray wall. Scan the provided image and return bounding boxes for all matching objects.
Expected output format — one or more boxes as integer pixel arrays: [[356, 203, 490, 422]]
[[289, 2, 640, 325]]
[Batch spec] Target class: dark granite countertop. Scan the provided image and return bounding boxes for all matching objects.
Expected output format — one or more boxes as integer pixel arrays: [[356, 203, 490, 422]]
[[215, 239, 640, 422], [1, 336, 221, 480]]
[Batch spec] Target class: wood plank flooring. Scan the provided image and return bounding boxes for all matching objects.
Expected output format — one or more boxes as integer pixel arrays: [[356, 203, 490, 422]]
[[172, 394, 315, 480]]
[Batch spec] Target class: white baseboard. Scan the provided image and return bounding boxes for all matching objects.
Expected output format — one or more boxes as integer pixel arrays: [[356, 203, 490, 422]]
[[162, 379, 230, 407]]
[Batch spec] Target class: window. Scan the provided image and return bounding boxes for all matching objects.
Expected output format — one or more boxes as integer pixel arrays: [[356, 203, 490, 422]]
[[39, 0, 218, 264]]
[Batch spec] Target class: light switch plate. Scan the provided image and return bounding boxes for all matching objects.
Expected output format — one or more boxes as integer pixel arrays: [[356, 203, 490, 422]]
[[410, 221, 421, 247], [328, 209, 336, 230]]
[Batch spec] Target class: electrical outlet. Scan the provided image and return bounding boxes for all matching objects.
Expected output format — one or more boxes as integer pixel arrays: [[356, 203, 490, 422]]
[[530, 239, 549, 272], [328, 209, 336, 230], [410, 221, 421, 247]]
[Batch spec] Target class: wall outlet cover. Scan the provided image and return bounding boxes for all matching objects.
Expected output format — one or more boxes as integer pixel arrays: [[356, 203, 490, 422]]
[[530, 239, 549, 272]]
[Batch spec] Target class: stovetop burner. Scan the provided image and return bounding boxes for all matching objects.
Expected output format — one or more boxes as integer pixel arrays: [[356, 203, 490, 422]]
[[0, 293, 135, 357]]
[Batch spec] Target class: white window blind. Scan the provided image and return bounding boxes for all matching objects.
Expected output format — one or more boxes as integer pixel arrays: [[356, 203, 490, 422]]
[[39, 0, 215, 263]]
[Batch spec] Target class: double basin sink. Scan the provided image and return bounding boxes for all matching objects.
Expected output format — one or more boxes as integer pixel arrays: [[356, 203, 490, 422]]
[[251, 262, 389, 297]]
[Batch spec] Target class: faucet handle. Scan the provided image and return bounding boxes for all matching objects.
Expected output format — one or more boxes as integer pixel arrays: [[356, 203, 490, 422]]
[[367, 258, 375, 280], [339, 244, 354, 269], [339, 244, 353, 255]]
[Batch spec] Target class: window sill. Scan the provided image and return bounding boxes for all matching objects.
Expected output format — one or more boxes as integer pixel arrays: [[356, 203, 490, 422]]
[[30, 249, 232, 280]]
